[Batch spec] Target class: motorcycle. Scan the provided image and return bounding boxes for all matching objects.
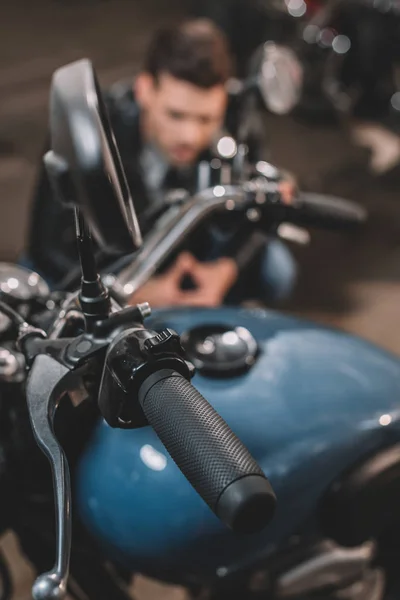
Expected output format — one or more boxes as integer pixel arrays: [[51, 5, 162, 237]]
[[262, 0, 400, 125], [197, 0, 400, 125], [1, 58, 399, 600]]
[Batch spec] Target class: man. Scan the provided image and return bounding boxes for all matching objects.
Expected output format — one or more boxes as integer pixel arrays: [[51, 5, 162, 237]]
[[26, 19, 296, 307]]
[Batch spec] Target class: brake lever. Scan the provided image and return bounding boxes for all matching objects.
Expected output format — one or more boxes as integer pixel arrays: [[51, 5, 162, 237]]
[[26, 354, 74, 600], [21, 303, 150, 599], [25, 325, 189, 598]]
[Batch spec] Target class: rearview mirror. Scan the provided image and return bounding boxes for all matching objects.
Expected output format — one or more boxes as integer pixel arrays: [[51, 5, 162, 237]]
[[256, 42, 303, 115], [46, 58, 142, 253]]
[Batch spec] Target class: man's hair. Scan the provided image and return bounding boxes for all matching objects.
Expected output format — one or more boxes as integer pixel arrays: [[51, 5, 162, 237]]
[[144, 19, 233, 88]]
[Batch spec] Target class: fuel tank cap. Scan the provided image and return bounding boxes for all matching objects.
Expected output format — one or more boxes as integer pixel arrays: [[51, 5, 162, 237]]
[[181, 324, 258, 377]]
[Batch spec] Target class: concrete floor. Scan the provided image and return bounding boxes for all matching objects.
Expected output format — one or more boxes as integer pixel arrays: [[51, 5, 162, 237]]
[[2, 1, 400, 598]]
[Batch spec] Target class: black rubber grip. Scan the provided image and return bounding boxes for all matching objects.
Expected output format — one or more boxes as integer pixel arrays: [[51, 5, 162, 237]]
[[290, 192, 367, 230], [138, 369, 276, 534]]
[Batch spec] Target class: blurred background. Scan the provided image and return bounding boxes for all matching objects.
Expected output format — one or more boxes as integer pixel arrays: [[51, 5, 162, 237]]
[[2, 0, 400, 596], [2, 0, 400, 352]]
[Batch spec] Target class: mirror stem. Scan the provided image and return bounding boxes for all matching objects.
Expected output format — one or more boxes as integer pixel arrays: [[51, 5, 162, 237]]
[[75, 207, 98, 282], [74, 208, 110, 331]]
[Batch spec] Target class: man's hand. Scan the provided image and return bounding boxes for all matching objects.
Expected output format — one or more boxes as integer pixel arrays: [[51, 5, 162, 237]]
[[128, 252, 196, 307], [180, 257, 238, 306], [278, 174, 297, 206], [128, 252, 238, 308]]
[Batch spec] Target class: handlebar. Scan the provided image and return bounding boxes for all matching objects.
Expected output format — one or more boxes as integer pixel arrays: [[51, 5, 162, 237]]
[[289, 192, 367, 231], [138, 369, 276, 533], [111, 185, 247, 303], [110, 180, 366, 305]]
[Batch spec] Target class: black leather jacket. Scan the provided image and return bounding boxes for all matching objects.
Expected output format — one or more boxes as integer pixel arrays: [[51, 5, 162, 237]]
[[26, 81, 268, 294]]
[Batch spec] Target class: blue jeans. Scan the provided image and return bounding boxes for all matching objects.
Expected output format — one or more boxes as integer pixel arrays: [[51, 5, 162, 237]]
[[260, 239, 297, 302]]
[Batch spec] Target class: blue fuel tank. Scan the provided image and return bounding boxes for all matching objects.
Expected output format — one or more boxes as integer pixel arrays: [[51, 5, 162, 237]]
[[75, 307, 400, 583]]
